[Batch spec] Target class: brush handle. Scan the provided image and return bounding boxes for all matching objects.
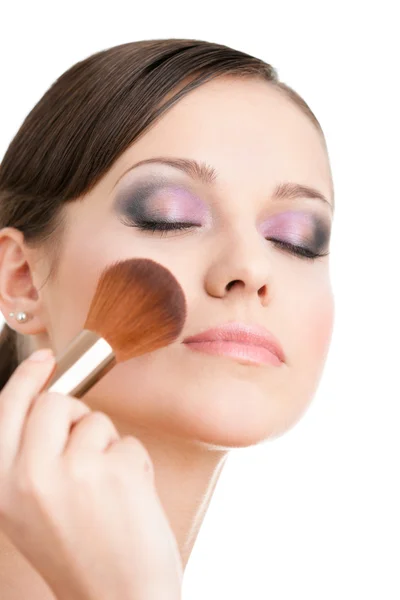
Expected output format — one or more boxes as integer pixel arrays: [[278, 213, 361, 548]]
[[46, 330, 116, 398]]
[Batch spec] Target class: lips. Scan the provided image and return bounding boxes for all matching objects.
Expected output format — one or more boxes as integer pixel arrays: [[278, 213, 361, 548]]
[[182, 322, 285, 367]]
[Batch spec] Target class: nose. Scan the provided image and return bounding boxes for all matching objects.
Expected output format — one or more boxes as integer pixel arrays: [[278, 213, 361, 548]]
[[204, 229, 270, 306]]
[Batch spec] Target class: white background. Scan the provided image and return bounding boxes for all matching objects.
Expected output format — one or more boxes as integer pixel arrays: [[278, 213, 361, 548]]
[[1, 1, 399, 598]]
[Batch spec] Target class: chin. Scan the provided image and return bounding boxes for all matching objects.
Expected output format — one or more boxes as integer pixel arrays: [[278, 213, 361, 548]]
[[85, 348, 316, 450], [166, 377, 312, 449]]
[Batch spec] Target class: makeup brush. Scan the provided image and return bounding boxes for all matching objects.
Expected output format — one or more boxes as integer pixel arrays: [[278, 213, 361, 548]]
[[45, 258, 186, 398]]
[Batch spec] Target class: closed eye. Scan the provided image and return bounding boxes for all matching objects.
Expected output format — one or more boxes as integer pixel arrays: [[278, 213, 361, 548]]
[[133, 221, 199, 231], [269, 238, 329, 260]]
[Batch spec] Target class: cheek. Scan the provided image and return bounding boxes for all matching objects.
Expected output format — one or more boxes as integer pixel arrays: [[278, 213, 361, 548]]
[[45, 235, 117, 353], [293, 279, 334, 366], [47, 265, 99, 354], [313, 299, 334, 358], [274, 255, 334, 372], [45, 225, 199, 355]]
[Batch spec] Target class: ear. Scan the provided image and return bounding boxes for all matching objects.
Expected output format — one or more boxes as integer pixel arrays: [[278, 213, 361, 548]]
[[0, 228, 48, 335]]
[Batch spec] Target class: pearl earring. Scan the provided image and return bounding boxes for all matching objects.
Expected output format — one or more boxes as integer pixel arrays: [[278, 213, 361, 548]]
[[9, 311, 30, 323]]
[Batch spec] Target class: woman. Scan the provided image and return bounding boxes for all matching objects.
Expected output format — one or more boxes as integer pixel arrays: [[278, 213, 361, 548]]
[[0, 39, 334, 599]]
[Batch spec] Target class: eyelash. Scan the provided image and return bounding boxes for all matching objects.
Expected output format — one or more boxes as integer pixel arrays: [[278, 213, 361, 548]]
[[131, 221, 198, 238], [268, 239, 329, 261], [131, 221, 329, 260], [136, 221, 196, 231]]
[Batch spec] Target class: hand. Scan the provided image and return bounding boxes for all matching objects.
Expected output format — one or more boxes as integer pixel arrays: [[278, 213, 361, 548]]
[[0, 349, 182, 600]]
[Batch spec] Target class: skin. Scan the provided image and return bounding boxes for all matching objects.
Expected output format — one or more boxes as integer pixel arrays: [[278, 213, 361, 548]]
[[0, 75, 334, 596]]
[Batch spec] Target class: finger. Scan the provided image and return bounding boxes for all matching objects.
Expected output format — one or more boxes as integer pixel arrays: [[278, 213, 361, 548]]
[[0, 350, 56, 470], [64, 411, 119, 456], [107, 435, 153, 473], [18, 392, 91, 468], [106, 437, 156, 494]]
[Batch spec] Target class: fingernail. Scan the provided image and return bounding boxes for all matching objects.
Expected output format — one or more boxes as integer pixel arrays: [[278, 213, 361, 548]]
[[29, 349, 54, 362]]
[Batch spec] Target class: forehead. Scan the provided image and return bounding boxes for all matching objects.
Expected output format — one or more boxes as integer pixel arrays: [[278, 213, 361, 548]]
[[112, 76, 332, 202]]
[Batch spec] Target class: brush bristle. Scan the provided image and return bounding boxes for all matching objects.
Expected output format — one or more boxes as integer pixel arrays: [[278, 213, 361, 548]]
[[84, 259, 186, 362]]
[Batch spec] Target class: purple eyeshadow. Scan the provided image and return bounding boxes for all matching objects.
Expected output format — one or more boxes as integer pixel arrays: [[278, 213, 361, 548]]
[[115, 176, 330, 254], [146, 186, 208, 223], [115, 179, 208, 225], [259, 211, 329, 252]]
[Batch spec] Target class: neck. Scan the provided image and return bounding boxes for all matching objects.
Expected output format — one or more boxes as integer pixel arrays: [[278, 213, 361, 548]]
[[109, 417, 228, 569]]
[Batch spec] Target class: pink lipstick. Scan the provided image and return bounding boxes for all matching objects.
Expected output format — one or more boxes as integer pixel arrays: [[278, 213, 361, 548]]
[[183, 322, 284, 367]]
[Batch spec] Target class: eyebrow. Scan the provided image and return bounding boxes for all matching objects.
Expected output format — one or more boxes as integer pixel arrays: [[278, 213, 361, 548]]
[[272, 182, 333, 210], [115, 157, 217, 187], [115, 157, 333, 210]]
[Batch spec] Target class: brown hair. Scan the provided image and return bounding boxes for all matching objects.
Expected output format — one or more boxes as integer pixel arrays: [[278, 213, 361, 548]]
[[0, 38, 323, 390]]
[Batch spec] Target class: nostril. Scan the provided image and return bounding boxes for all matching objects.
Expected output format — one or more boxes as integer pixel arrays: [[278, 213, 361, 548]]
[[226, 280, 242, 292], [258, 284, 267, 297]]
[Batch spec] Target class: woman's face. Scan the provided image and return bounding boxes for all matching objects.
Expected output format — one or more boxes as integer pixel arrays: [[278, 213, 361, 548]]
[[38, 76, 334, 447]]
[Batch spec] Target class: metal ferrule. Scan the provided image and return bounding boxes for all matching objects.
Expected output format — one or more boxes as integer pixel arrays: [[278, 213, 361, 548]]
[[46, 330, 116, 398]]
